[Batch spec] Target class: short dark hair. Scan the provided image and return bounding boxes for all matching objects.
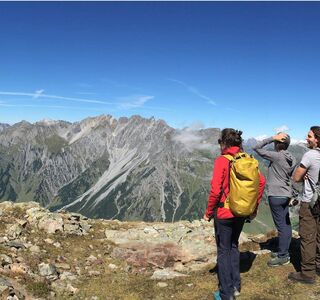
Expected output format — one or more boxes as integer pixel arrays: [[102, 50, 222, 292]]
[[274, 133, 290, 151], [310, 126, 320, 147], [274, 141, 289, 151], [219, 128, 243, 148]]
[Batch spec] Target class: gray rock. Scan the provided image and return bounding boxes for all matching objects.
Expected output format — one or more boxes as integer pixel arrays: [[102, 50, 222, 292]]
[[0, 277, 12, 287], [108, 263, 117, 270], [157, 282, 168, 288], [5, 241, 26, 249], [29, 245, 41, 253], [0, 236, 8, 244], [66, 283, 79, 294], [38, 263, 58, 280], [88, 270, 101, 276], [38, 214, 64, 234], [151, 269, 187, 280], [0, 254, 13, 266], [53, 242, 61, 248], [63, 223, 81, 235], [6, 224, 23, 240], [85, 255, 98, 266], [0, 285, 10, 298], [80, 222, 92, 233], [143, 227, 159, 235], [59, 271, 77, 281]]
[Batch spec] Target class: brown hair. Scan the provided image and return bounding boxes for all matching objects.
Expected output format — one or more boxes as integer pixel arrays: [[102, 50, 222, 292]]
[[218, 128, 243, 148], [274, 134, 290, 151], [274, 141, 289, 151], [310, 126, 320, 147]]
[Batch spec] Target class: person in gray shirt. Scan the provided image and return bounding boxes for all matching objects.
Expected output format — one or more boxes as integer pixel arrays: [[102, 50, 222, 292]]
[[253, 132, 296, 267], [288, 126, 320, 284]]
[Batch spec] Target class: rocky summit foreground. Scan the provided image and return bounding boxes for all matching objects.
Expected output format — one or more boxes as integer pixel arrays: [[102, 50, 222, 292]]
[[0, 202, 319, 300]]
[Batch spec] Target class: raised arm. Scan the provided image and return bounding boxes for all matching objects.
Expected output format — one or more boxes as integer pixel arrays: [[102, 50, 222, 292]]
[[253, 133, 288, 161]]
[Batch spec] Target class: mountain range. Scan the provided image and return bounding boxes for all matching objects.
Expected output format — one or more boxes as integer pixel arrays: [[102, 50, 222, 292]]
[[0, 115, 307, 224]]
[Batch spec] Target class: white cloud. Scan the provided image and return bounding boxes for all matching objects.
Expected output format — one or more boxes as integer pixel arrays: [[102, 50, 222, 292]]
[[208, 100, 217, 106], [0, 91, 114, 104], [0, 102, 114, 112], [255, 134, 268, 141], [33, 89, 44, 98], [173, 124, 213, 151], [168, 78, 216, 105], [118, 95, 154, 109], [274, 125, 289, 133]]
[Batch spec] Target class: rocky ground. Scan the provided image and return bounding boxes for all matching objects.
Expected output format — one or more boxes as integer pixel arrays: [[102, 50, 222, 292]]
[[0, 201, 319, 300]]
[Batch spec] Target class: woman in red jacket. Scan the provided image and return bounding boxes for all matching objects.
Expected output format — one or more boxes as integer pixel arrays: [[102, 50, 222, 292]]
[[204, 128, 265, 300]]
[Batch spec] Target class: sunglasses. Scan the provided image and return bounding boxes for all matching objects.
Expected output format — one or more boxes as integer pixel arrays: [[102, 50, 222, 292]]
[[218, 138, 222, 144]]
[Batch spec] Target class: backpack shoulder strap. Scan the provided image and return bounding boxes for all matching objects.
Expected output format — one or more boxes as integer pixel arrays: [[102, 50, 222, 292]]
[[223, 154, 233, 161]]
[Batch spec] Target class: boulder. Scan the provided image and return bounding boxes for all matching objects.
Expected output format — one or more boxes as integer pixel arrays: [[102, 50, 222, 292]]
[[151, 269, 188, 280], [38, 214, 64, 234]]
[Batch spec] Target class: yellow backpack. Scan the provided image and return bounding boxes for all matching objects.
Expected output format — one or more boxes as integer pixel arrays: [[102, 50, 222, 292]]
[[223, 152, 260, 217]]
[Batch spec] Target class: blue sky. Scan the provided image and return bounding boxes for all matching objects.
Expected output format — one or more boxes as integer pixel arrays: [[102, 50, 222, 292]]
[[1, 2, 320, 141]]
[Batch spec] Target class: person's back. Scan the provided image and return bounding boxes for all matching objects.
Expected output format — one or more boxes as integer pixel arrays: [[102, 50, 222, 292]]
[[253, 134, 296, 198], [205, 128, 265, 300], [253, 132, 296, 267]]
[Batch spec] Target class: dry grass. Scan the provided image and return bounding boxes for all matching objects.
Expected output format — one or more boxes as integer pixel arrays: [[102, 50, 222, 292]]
[[1, 212, 320, 299]]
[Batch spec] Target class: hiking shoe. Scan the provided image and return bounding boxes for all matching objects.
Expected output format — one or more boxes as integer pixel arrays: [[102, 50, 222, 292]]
[[213, 291, 235, 300], [267, 255, 290, 267], [233, 287, 240, 297], [270, 251, 278, 258], [288, 272, 315, 284]]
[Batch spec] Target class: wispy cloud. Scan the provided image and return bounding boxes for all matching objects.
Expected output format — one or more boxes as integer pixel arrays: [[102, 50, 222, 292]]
[[34, 89, 44, 98], [118, 95, 154, 109], [168, 78, 217, 105], [0, 102, 114, 112], [173, 122, 213, 151], [274, 125, 289, 133], [1, 90, 169, 113], [0, 91, 114, 105]]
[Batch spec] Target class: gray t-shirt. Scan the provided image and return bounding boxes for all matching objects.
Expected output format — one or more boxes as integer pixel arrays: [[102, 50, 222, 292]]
[[299, 149, 320, 203]]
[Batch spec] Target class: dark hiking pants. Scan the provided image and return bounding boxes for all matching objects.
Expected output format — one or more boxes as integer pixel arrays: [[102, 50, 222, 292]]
[[268, 196, 292, 257], [299, 202, 320, 278], [214, 217, 245, 300]]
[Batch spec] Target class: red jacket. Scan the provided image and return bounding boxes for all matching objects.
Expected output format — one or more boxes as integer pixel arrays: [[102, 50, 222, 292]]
[[205, 146, 266, 219]]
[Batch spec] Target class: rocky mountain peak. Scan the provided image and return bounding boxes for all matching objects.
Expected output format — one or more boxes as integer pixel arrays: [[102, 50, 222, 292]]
[[0, 115, 220, 222], [0, 123, 10, 132]]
